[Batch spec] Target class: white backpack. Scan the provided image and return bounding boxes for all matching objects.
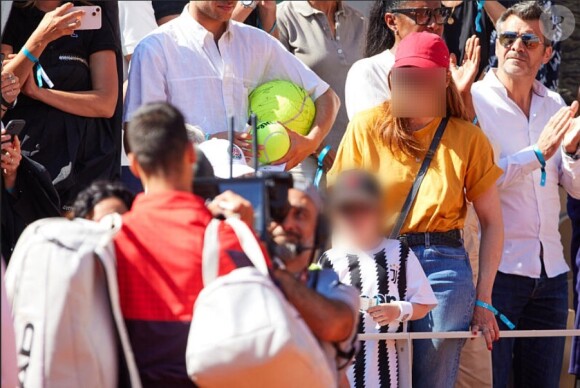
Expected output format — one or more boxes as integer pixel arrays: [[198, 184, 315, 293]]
[[186, 217, 336, 388], [4, 216, 141, 388]]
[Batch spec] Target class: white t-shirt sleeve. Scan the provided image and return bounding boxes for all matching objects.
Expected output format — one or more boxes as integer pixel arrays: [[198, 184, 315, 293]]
[[119, 1, 157, 58], [123, 36, 169, 123], [344, 54, 392, 119], [263, 35, 329, 101], [405, 248, 438, 306]]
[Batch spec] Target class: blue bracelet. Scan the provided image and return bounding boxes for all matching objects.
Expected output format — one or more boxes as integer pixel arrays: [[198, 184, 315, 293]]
[[313, 145, 331, 188], [475, 300, 516, 330], [22, 46, 39, 63], [532, 144, 547, 187], [472, 116, 479, 126], [21, 47, 53, 88]]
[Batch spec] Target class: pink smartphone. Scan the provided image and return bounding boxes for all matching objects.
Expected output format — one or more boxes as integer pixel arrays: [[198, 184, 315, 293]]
[[67, 6, 102, 30]]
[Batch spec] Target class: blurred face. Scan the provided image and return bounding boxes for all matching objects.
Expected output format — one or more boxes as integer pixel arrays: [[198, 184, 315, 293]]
[[89, 197, 129, 222], [268, 189, 318, 274], [391, 67, 448, 118], [496, 16, 552, 79], [331, 201, 383, 251], [385, 1, 446, 41], [190, 1, 237, 22]]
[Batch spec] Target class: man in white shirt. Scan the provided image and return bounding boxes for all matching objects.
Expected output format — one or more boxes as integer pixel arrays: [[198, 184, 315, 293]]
[[471, 3, 580, 387], [124, 1, 339, 171]]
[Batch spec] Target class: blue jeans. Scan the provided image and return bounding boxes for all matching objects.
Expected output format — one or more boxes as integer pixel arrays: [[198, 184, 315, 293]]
[[409, 244, 476, 388], [491, 271, 568, 388]]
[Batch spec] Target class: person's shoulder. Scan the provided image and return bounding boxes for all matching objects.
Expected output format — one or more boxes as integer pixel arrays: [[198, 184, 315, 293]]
[[447, 117, 489, 142], [349, 102, 389, 130], [539, 82, 567, 109], [342, 3, 365, 21], [231, 20, 277, 44], [349, 51, 388, 74]]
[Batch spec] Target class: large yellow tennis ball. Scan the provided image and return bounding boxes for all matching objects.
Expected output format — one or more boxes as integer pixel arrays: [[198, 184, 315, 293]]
[[252, 121, 290, 164], [249, 80, 316, 136]]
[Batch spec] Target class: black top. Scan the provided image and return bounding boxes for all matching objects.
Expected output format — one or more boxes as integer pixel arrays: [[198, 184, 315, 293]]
[[442, 1, 495, 78], [1, 156, 60, 262], [2, 3, 121, 209]]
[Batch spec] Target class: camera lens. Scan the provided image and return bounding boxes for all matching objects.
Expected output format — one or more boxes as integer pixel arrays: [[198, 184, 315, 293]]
[[92, 12, 96, 16]]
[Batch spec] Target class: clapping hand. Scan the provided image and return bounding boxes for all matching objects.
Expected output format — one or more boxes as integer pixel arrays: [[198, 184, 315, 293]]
[[450, 35, 481, 94]]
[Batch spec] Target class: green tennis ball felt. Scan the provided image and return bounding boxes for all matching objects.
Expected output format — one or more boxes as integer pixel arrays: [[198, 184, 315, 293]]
[[249, 80, 316, 136], [252, 121, 290, 164]]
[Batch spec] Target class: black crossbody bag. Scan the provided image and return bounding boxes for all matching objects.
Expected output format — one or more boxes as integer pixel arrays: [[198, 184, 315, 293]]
[[389, 117, 450, 239]]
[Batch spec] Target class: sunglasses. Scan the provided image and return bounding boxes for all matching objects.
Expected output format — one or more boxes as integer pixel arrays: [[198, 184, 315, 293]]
[[391, 7, 452, 26], [498, 31, 544, 49]]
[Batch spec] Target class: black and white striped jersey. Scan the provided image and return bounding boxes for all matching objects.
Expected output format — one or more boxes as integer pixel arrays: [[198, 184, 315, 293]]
[[320, 239, 437, 388]]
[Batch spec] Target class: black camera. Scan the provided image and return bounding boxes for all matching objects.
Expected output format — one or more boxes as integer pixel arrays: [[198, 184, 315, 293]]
[[193, 172, 293, 240]]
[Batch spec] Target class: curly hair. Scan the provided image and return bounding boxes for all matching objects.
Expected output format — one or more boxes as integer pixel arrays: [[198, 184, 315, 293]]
[[72, 180, 135, 219]]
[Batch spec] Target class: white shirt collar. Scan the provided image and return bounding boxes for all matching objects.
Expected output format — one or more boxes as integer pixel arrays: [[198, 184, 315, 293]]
[[176, 4, 235, 46], [482, 69, 547, 99]]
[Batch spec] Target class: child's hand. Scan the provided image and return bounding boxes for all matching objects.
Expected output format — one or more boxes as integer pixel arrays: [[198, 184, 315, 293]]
[[368, 303, 400, 326]]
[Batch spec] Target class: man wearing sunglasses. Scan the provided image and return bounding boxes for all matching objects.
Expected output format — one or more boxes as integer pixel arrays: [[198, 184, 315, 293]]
[[472, 2, 580, 387]]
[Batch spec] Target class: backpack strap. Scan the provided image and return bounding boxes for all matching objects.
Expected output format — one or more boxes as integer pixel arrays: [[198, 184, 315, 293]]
[[389, 117, 449, 239], [202, 218, 269, 286]]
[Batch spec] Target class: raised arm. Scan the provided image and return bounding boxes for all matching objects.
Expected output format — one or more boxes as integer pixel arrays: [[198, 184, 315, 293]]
[[1, 3, 84, 85], [484, 1, 507, 25]]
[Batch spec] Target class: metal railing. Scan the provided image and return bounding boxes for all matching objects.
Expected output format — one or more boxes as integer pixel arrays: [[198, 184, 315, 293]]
[[357, 330, 580, 387]]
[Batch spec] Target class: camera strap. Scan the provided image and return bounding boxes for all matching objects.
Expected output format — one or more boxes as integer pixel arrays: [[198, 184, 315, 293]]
[[389, 117, 449, 239]]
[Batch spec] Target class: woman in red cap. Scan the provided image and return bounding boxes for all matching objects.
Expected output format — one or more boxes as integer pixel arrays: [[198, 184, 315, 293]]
[[329, 31, 504, 388]]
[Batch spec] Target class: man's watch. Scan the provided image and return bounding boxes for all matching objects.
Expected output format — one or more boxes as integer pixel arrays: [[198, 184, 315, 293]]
[[241, 1, 257, 9]]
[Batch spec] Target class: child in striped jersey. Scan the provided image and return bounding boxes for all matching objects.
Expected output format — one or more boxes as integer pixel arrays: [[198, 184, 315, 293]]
[[321, 170, 437, 388]]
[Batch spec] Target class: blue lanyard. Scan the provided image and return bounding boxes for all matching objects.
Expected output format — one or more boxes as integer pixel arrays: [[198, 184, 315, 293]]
[[313, 145, 331, 189], [533, 145, 547, 187], [475, 300, 516, 330], [475, 0, 486, 33]]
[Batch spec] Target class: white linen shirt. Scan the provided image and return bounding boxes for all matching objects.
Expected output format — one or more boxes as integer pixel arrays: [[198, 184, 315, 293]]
[[472, 70, 580, 278], [344, 49, 394, 119], [124, 6, 329, 134]]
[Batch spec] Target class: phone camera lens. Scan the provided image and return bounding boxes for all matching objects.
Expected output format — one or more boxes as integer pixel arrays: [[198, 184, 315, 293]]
[[96, 7, 100, 12], [92, 11, 97, 16]]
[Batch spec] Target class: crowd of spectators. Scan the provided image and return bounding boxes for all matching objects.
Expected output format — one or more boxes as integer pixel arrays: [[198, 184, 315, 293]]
[[1, 1, 580, 388]]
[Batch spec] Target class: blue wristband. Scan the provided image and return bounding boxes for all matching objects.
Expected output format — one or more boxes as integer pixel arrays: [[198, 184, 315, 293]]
[[472, 116, 479, 126], [21, 47, 53, 88], [313, 145, 331, 188], [475, 300, 516, 330], [532, 144, 547, 187], [22, 46, 39, 63]]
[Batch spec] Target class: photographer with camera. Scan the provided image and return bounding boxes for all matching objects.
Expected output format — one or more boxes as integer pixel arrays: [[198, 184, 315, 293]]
[[268, 181, 359, 384]]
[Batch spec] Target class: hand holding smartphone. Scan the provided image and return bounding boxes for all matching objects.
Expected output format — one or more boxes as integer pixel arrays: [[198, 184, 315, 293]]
[[66, 6, 102, 30], [2, 120, 25, 143]]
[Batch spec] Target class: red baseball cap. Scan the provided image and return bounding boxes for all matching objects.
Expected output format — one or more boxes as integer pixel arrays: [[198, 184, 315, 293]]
[[394, 32, 450, 69]]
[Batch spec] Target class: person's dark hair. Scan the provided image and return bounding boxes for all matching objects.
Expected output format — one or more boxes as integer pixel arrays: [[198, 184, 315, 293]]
[[126, 102, 190, 176], [365, 0, 405, 57], [72, 180, 135, 219], [497, 1, 552, 45]]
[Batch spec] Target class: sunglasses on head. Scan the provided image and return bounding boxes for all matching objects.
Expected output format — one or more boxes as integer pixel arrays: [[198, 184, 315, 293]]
[[391, 7, 452, 26], [498, 31, 544, 49]]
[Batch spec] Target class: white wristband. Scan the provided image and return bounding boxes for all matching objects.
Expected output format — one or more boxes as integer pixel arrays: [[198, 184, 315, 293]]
[[394, 301, 413, 322]]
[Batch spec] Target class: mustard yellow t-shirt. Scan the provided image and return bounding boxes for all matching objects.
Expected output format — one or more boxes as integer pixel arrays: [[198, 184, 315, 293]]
[[328, 103, 503, 235]]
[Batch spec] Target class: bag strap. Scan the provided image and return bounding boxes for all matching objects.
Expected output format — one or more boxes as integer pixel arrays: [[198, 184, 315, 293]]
[[389, 117, 449, 239], [202, 218, 269, 286]]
